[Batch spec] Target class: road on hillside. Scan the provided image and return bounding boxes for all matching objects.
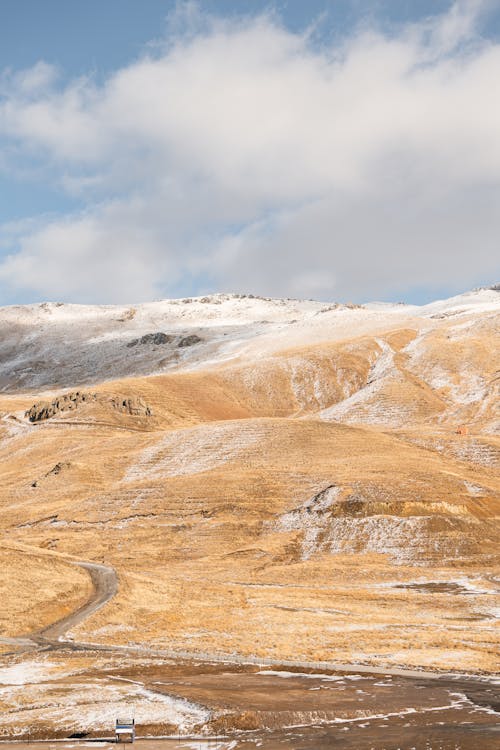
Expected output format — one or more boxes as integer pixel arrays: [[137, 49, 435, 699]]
[[33, 561, 118, 647]]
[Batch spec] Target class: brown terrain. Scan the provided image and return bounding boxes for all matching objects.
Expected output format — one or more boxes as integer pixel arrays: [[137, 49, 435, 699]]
[[0, 289, 498, 745]]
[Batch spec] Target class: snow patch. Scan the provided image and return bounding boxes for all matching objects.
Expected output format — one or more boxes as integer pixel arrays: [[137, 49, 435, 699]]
[[257, 670, 345, 681], [320, 339, 410, 427], [274, 486, 342, 560], [0, 660, 58, 686], [464, 481, 486, 496], [0, 678, 211, 734]]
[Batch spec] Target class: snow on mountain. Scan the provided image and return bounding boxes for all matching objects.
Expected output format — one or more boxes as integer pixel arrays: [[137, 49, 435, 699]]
[[0, 288, 498, 395], [0, 287, 498, 704]]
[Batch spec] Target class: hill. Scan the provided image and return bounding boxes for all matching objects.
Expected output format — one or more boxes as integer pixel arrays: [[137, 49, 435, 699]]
[[0, 287, 498, 737]]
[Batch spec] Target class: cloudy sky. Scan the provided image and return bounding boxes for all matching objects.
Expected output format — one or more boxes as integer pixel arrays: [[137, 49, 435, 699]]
[[0, 0, 499, 305]]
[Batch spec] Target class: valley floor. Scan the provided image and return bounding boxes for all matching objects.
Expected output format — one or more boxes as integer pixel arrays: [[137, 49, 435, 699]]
[[0, 658, 499, 749]]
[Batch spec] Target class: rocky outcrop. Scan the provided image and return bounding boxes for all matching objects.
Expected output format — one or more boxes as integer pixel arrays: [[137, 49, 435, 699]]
[[25, 391, 152, 422], [127, 332, 174, 347], [126, 331, 203, 348], [108, 396, 152, 416], [25, 392, 98, 422], [178, 334, 202, 347], [47, 461, 71, 476]]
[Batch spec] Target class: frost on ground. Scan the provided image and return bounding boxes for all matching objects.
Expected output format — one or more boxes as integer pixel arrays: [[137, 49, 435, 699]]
[[0, 677, 211, 735], [270, 480, 483, 564], [271, 487, 481, 565], [273, 485, 343, 560], [0, 287, 497, 393], [324, 516, 481, 564], [320, 340, 413, 427], [257, 670, 347, 681], [400, 434, 499, 469], [451, 439, 499, 468], [124, 421, 262, 482], [0, 660, 60, 686]]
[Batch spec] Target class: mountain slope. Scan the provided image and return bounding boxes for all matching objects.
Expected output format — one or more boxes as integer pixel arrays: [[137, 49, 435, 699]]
[[0, 288, 498, 685]]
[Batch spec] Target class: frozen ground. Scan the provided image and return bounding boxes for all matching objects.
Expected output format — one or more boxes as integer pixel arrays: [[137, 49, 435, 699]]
[[0, 288, 498, 392], [0, 658, 498, 747]]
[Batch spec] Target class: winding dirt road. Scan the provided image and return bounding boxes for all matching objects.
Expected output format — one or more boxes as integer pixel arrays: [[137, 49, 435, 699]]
[[2, 557, 498, 688], [33, 561, 118, 647], [0, 560, 119, 654], [0, 562, 118, 653]]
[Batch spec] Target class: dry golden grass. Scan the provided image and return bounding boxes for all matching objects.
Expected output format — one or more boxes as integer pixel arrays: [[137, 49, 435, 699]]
[[0, 544, 91, 637], [0, 308, 498, 675]]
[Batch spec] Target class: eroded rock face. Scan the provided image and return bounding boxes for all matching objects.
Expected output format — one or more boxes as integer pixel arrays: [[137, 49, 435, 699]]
[[25, 392, 98, 422], [108, 396, 152, 416], [25, 391, 152, 422]]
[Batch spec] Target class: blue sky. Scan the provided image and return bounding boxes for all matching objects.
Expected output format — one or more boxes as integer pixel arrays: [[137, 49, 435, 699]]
[[1, 1, 499, 304], [1, 1, 462, 77]]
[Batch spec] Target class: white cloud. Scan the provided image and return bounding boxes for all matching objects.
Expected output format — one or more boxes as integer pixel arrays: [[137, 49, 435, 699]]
[[0, 1, 499, 303], [0, 61, 59, 98]]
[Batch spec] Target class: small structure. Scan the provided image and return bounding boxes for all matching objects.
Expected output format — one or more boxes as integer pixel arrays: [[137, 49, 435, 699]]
[[115, 717, 135, 743], [456, 425, 469, 436]]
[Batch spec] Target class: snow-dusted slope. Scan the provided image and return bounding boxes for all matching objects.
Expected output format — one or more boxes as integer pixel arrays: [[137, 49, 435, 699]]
[[1, 288, 498, 393], [0, 287, 499, 701], [0, 294, 327, 391], [417, 287, 500, 317]]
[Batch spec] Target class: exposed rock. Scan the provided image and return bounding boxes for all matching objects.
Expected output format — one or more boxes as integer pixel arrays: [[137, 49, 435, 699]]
[[31, 462, 72, 488], [47, 462, 71, 476], [25, 391, 152, 421], [25, 392, 98, 422], [39, 538, 58, 549], [317, 304, 340, 314], [178, 334, 202, 347], [127, 332, 174, 347], [108, 396, 152, 417]]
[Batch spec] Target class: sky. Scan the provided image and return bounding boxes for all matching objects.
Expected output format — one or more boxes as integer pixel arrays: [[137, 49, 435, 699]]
[[0, 0, 499, 305]]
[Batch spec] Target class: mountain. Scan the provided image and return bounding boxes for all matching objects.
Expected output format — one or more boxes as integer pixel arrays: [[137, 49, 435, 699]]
[[0, 288, 498, 737]]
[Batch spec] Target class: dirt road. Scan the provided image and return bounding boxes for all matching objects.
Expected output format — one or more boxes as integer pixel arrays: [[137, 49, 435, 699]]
[[34, 561, 118, 644], [2, 558, 496, 686], [0, 559, 118, 655]]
